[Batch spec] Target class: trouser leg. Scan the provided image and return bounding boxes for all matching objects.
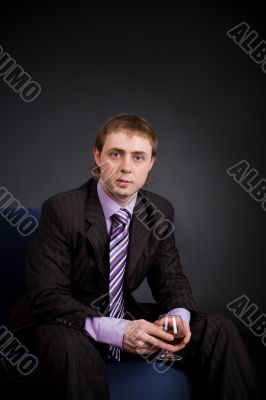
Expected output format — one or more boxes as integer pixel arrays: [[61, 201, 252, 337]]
[[28, 324, 110, 400], [179, 312, 264, 400]]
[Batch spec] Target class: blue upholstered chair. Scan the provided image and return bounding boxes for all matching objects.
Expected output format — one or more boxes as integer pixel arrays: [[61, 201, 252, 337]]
[[0, 208, 192, 399]]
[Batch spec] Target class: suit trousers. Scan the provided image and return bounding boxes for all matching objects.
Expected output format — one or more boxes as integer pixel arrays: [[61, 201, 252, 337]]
[[9, 312, 264, 400]]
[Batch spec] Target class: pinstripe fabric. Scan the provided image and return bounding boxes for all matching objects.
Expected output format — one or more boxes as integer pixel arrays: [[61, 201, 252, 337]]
[[108, 208, 131, 361]]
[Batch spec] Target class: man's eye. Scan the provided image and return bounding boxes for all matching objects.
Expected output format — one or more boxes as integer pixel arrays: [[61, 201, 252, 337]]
[[135, 155, 143, 161], [111, 152, 120, 158]]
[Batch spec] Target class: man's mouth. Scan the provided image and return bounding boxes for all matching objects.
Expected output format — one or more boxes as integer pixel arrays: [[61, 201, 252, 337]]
[[116, 179, 131, 185]]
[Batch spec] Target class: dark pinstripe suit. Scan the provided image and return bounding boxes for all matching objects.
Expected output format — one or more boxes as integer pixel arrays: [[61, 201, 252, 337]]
[[7, 178, 264, 399]]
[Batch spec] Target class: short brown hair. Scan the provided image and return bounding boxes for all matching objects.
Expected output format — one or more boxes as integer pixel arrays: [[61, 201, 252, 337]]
[[90, 113, 159, 187]]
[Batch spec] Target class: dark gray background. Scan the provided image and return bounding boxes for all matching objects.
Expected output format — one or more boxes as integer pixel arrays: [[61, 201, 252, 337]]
[[1, 1, 265, 386]]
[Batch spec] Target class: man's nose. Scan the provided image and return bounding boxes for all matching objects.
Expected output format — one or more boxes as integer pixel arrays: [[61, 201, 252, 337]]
[[120, 156, 132, 172]]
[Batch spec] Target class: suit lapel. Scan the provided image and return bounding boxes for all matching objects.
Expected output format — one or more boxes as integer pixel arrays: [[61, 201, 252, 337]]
[[85, 178, 151, 289], [124, 199, 151, 289], [85, 179, 109, 280]]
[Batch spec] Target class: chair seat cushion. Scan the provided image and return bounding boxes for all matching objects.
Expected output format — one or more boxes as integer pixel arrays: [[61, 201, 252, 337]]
[[106, 358, 192, 400]]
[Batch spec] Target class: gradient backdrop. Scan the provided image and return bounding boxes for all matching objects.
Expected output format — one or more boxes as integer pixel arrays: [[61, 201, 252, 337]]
[[1, 1, 265, 388]]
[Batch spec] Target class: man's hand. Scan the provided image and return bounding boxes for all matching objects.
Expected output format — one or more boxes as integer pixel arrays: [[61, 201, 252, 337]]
[[122, 318, 180, 355], [154, 316, 191, 352]]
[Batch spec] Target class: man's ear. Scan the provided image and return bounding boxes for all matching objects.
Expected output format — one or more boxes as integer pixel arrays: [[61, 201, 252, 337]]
[[92, 146, 101, 166], [149, 156, 156, 171]]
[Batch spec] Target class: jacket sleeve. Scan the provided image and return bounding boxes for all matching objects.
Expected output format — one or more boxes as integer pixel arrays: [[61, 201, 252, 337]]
[[27, 197, 101, 330], [146, 202, 197, 317]]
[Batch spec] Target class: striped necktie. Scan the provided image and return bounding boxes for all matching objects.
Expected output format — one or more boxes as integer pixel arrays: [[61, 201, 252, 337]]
[[108, 207, 131, 361]]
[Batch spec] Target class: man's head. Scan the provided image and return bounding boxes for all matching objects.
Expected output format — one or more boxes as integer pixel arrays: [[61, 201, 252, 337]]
[[91, 113, 158, 205]]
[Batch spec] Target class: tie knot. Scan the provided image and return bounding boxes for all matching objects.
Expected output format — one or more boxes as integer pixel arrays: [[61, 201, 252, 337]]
[[111, 208, 131, 225]]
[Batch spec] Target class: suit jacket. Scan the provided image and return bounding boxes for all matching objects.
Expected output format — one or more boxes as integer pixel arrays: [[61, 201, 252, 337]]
[[7, 177, 197, 334]]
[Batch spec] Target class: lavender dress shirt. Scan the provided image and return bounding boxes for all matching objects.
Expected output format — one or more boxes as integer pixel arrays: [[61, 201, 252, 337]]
[[83, 180, 191, 349]]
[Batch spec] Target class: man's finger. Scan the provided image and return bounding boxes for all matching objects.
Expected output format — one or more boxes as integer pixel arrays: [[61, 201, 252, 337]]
[[183, 330, 191, 345], [140, 330, 178, 353], [171, 330, 191, 351], [145, 322, 175, 342]]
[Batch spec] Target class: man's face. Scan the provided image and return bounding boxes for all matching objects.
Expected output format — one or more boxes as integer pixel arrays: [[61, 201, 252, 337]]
[[93, 130, 155, 205]]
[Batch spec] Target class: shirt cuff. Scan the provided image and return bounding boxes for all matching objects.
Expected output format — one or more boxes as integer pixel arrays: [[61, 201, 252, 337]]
[[83, 317, 130, 349], [167, 308, 191, 324]]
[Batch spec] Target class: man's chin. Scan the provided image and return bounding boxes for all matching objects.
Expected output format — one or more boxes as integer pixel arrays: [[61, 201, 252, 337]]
[[111, 183, 137, 200], [113, 188, 132, 198]]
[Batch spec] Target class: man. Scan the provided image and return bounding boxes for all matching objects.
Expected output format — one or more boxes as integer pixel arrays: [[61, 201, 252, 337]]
[[7, 113, 264, 399]]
